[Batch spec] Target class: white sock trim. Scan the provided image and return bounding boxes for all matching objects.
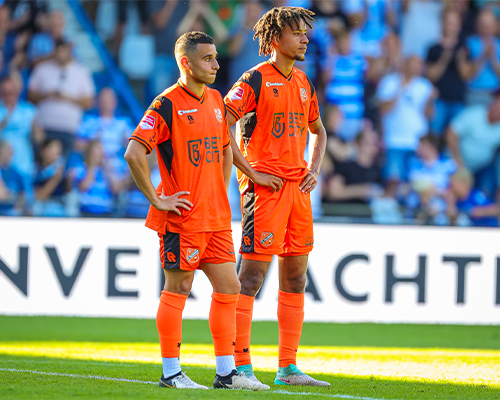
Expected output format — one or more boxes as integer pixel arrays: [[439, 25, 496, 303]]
[[162, 357, 181, 378], [215, 355, 236, 377]]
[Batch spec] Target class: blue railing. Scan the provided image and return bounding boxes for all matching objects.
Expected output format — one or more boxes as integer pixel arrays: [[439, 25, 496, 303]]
[[67, 0, 144, 123]]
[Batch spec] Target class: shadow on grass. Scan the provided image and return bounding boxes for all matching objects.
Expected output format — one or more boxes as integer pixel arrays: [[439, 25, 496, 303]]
[[1, 316, 500, 350], [0, 354, 499, 400]]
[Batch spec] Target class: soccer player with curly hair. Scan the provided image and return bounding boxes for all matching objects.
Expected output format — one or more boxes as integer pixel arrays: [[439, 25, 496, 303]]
[[224, 6, 330, 387]]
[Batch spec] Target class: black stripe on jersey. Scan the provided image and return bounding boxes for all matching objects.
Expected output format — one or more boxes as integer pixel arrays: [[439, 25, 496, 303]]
[[240, 186, 255, 253], [161, 230, 181, 269], [240, 110, 258, 147], [157, 139, 174, 174], [226, 104, 239, 120], [269, 61, 293, 81], [148, 96, 173, 134], [131, 135, 153, 153], [238, 70, 262, 105], [306, 75, 316, 98]]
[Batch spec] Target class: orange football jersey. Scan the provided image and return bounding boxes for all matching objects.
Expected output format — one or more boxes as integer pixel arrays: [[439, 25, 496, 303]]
[[130, 80, 231, 234], [224, 61, 320, 193]]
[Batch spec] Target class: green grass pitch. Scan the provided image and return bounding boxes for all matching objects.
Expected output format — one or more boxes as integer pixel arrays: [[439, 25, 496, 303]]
[[1, 316, 499, 399]]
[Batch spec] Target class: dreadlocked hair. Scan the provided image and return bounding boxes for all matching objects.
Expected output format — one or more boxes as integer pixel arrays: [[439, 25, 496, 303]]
[[253, 7, 315, 57]]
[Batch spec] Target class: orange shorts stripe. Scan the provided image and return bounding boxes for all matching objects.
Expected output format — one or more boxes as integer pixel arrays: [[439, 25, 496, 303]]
[[241, 252, 273, 262]]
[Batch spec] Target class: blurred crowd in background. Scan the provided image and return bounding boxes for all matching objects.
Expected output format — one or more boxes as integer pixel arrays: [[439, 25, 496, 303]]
[[1, 0, 500, 228]]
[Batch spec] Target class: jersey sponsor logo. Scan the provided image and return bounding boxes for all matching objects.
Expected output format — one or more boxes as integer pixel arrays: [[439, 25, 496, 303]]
[[187, 115, 195, 124], [188, 139, 202, 166], [178, 108, 198, 116], [227, 87, 244, 101], [166, 252, 177, 262], [242, 72, 251, 81], [266, 82, 284, 87], [152, 99, 162, 109], [187, 248, 200, 264], [272, 113, 286, 138], [140, 115, 155, 130], [300, 87, 308, 102], [261, 232, 274, 247], [243, 236, 251, 247], [214, 108, 223, 123]]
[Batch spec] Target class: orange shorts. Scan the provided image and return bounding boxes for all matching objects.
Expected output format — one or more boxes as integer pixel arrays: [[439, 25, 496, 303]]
[[159, 230, 236, 271], [240, 180, 313, 259]]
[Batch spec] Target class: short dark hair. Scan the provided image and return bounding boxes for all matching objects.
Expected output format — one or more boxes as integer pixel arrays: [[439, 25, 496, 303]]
[[174, 31, 214, 58], [253, 7, 315, 56], [420, 133, 440, 150]]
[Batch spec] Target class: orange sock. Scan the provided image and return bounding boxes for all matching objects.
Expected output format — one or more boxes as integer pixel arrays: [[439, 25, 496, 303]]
[[209, 292, 239, 356], [277, 290, 304, 368], [156, 291, 187, 358], [235, 293, 255, 367]]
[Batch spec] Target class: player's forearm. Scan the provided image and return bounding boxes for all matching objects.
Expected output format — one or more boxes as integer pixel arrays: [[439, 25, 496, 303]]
[[308, 125, 327, 177], [222, 146, 233, 192], [124, 143, 160, 208]]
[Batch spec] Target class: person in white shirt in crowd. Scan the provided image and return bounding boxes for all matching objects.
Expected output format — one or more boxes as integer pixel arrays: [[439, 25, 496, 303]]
[[376, 54, 436, 192], [447, 88, 500, 201], [28, 38, 95, 159]]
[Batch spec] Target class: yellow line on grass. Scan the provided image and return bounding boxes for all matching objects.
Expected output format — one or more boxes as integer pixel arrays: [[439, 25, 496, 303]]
[[1, 342, 499, 386]]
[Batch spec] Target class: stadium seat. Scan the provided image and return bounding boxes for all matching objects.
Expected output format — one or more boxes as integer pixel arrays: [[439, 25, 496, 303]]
[[119, 34, 155, 80]]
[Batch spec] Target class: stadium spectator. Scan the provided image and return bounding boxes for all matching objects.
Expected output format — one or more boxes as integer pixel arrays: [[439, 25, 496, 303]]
[[146, 0, 190, 96], [27, 10, 67, 67], [227, 0, 265, 88], [376, 55, 436, 186], [0, 5, 17, 67], [33, 138, 68, 217], [4, 0, 49, 34], [0, 139, 31, 215], [464, 7, 500, 105], [447, 90, 500, 199], [322, 29, 367, 142], [323, 126, 382, 204], [446, 167, 499, 226], [400, 0, 443, 59], [76, 87, 132, 172], [426, 7, 469, 135], [0, 74, 44, 181], [28, 38, 95, 159], [72, 139, 125, 217], [109, 1, 149, 55], [404, 133, 457, 225]]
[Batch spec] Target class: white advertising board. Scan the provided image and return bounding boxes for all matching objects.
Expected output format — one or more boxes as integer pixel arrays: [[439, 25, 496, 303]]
[[0, 218, 499, 324]]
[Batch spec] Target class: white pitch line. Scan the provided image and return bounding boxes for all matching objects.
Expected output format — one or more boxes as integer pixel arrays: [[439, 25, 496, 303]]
[[0, 368, 394, 400]]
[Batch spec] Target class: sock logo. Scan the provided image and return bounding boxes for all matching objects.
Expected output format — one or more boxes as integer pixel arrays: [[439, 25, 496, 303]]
[[232, 342, 236, 346], [261, 232, 274, 247], [166, 252, 176, 263], [177, 343, 181, 348], [187, 248, 200, 264], [243, 348, 249, 353]]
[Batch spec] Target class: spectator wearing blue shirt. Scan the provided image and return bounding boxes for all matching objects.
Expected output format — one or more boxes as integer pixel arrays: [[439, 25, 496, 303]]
[[323, 29, 367, 142], [0, 139, 31, 215], [72, 139, 126, 217], [465, 8, 500, 105], [33, 139, 68, 217], [76, 87, 132, 175], [405, 133, 457, 225], [0, 74, 44, 180], [27, 10, 66, 68], [447, 168, 499, 227], [426, 8, 469, 136], [447, 90, 500, 200]]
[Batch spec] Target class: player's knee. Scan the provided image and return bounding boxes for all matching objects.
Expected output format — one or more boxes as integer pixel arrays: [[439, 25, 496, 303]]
[[240, 271, 265, 296], [283, 274, 306, 293]]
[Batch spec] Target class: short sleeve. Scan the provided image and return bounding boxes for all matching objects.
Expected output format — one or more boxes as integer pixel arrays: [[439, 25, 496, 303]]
[[376, 74, 399, 102], [224, 70, 261, 121], [309, 86, 320, 124], [130, 96, 173, 154], [450, 107, 476, 138]]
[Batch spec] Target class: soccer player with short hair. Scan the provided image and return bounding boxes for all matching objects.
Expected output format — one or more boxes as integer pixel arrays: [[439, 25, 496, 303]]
[[224, 7, 330, 387], [125, 31, 277, 390]]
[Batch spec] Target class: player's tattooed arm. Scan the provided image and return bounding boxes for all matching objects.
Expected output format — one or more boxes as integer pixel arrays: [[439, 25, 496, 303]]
[[227, 128, 283, 192], [300, 117, 327, 194], [124, 140, 193, 215]]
